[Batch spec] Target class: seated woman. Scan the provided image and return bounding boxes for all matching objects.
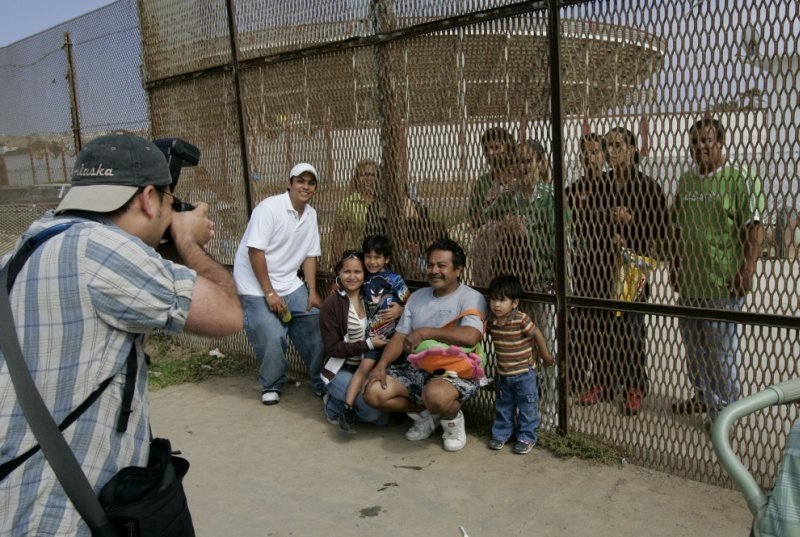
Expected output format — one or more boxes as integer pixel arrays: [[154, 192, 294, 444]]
[[320, 250, 390, 432]]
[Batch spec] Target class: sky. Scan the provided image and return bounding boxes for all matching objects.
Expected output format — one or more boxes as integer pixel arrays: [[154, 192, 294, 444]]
[[0, 0, 116, 47]]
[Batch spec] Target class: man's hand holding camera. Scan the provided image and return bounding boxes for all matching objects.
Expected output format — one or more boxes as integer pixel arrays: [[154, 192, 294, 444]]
[[170, 201, 215, 251]]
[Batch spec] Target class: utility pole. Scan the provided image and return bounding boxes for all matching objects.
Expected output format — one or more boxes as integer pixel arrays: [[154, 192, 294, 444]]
[[63, 32, 82, 154]]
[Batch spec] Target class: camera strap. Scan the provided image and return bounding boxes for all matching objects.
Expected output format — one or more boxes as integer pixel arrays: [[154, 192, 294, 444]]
[[0, 222, 118, 536]]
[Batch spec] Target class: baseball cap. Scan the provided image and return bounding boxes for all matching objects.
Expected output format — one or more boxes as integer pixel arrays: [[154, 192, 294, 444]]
[[55, 133, 172, 215], [289, 163, 318, 182]]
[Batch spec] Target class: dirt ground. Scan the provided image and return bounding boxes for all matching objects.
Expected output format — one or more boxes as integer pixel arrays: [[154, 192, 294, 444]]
[[150, 375, 753, 537]]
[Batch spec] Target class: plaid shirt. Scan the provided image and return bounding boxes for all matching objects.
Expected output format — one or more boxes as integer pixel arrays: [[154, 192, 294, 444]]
[[0, 212, 196, 536], [754, 418, 800, 536]]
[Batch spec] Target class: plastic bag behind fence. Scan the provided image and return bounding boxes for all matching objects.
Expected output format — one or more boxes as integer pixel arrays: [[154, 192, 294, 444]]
[[98, 438, 195, 537], [612, 247, 658, 316]]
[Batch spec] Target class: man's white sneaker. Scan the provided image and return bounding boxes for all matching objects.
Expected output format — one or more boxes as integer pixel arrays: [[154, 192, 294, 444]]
[[441, 410, 467, 451], [405, 410, 441, 441], [261, 391, 280, 405]]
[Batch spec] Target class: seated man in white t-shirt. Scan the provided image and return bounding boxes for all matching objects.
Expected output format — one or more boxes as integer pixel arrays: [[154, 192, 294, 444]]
[[363, 238, 487, 451], [233, 163, 327, 405]]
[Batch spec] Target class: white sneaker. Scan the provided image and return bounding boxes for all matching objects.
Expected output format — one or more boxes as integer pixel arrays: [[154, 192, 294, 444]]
[[405, 410, 441, 441], [261, 391, 280, 405], [441, 411, 467, 451]]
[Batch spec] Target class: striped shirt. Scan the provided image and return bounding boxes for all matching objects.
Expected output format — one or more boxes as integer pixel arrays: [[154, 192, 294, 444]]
[[0, 212, 196, 536], [344, 301, 367, 367], [488, 310, 536, 376]]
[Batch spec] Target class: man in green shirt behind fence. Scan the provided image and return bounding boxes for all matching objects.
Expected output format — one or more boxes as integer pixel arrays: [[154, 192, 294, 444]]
[[670, 117, 765, 419]]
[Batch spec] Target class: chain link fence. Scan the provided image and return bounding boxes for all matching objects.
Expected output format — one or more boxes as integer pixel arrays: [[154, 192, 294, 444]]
[[3, 0, 800, 491], [0, 0, 147, 248]]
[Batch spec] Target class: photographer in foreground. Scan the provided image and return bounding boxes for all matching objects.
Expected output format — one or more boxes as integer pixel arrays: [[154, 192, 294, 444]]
[[0, 133, 242, 535]]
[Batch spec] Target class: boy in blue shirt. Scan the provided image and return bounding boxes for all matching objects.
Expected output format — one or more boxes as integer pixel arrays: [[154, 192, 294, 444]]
[[362, 234, 410, 348]]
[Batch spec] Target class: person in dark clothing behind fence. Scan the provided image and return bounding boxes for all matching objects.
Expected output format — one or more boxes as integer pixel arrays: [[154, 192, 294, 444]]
[[566, 133, 615, 395], [576, 127, 668, 416]]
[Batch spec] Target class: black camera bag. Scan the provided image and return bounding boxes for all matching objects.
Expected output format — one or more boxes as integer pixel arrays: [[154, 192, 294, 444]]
[[99, 438, 194, 537]]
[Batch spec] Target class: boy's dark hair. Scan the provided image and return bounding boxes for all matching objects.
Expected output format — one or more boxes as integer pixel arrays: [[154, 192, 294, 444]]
[[362, 234, 393, 258], [425, 237, 466, 269], [488, 273, 523, 300]]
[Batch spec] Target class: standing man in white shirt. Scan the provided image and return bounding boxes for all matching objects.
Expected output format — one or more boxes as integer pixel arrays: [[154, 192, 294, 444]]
[[234, 163, 327, 404]]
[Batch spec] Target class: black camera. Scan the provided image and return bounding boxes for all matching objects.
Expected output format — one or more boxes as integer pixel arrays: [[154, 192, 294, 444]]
[[154, 138, 200, 212], [154, 138, 201, 244]]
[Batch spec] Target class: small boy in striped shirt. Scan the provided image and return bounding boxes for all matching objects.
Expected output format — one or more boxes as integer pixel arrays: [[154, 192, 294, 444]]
[[487, 274, 554, 454]]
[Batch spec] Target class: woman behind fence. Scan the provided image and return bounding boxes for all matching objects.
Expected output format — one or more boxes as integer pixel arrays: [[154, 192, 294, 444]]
[[329, 160, 383, 270], [577, 127, 668, 416]]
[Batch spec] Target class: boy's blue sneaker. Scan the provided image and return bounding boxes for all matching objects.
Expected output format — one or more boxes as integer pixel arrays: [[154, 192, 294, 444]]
[[513, 440, 535, 454], [489, 438, 505, 450]]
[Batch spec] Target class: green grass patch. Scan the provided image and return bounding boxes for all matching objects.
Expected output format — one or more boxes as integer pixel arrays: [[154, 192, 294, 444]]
[[538, 431, 623, 465], [145, 332, 254, 390]]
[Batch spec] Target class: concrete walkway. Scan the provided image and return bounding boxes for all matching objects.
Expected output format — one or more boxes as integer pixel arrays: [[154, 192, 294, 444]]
[[150, 375, 753, 537]]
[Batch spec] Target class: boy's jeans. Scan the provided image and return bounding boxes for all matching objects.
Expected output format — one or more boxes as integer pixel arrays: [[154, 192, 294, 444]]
[[241, 285, 325, 395], [491, 368, 540, 444]]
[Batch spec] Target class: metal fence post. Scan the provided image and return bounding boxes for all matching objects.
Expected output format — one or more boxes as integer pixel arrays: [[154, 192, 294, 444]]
[[224, 0, 255, 217], [548, 0, 570, 436]]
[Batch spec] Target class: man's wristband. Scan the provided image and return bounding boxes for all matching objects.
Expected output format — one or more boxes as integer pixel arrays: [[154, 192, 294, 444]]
[[267, 292, 276, 297]]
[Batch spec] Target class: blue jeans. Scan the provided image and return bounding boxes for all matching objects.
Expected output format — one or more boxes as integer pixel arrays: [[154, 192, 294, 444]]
[[491, 368, 540, 444], [241, 286, 325, 394], [323, 368, 389, 425], [678, 295, 744, 414]]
